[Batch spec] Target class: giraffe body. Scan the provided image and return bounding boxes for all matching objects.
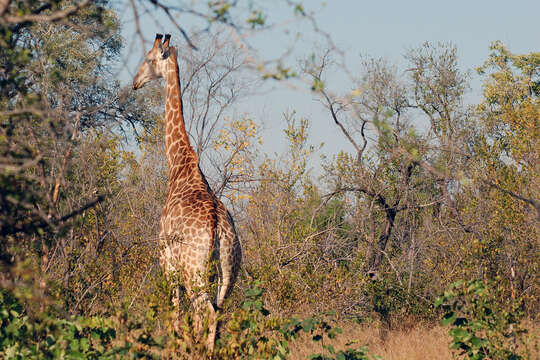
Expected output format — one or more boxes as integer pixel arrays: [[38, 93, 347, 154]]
[[133, 34, 241, 351]]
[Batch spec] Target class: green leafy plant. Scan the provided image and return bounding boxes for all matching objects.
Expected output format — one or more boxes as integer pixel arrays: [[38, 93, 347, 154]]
[[435, 279, 527, 360], [0, 288, 125, 359], [308, 346, 377, 360], [216, 281, 290, 359], [281, 311, 379, 360], [215, 282, 378, 360]]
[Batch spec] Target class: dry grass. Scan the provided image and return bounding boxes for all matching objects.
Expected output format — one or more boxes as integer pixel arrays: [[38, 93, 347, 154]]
[[289, 321, 540, 360]]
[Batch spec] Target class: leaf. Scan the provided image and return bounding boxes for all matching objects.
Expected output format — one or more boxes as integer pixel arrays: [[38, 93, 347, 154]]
[[294, 4, 305, 16], [469, 336, 486, 348], [302, 318, 315, 333], [66, 350, 85, 359], [80, 338, 90, 353], [449, 328, 469, 341], [70, 338, 80, 352], [442, 312, 457, 326], [326, 344, 335, 354]]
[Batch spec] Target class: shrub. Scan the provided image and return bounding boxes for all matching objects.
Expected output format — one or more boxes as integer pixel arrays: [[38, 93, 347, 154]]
[[436, 279, 528, 360], [0, 288, 123, 359]]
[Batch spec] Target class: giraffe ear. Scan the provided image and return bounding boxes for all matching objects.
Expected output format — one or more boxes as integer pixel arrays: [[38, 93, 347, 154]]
[[153, 33, 164, 49], [163, 34, 171, 48], [161, 34, 171, 59]]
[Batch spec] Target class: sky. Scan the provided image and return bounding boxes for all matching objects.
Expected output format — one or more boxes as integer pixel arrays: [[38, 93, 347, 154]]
[[117, 0, 540, 172]]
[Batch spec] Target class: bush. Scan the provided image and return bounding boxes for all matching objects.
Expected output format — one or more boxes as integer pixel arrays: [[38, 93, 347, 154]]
[[0, 289, 123, 359], [1, 282, 379, 359], [436, 279, 528, 360]]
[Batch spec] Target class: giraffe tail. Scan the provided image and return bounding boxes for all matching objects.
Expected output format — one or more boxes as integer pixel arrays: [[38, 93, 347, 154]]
[[216, 210, 242, 309]]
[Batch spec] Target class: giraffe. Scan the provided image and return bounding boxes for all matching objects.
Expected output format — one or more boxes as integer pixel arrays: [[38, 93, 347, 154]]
[[132, 33, 242, 352]]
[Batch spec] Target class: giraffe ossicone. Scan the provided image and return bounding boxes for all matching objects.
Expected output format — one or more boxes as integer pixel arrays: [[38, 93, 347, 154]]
[[132, 32, 242, 353]]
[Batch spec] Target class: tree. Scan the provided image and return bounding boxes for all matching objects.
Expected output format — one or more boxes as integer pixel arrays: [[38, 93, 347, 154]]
[[0, 0, 154, 314], [1, 0, 109, 262], [306, 44, 467, 279], [459, 42, 539, 311]]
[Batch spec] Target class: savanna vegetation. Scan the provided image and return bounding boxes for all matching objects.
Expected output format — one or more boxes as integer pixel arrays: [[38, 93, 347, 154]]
[[1, 1, 538, 359]]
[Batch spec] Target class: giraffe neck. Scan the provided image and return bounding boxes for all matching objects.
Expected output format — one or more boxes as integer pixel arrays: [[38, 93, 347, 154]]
[[164, 51, 198, 176]]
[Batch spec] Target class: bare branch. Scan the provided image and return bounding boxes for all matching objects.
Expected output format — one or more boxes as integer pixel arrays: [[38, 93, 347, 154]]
[[146, 0, 198, 50], [0, 155, 41, 173], [321, 89, 363, 156], [485, 180, 540, 220], [58, 195, 104, 223]]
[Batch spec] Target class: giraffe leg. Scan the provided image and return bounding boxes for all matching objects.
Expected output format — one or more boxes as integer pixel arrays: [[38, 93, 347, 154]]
[[172, 286, 181, 308], [205, 303, 218, 353], [192, 292, 217, 353], [171, 286, 183, 334]]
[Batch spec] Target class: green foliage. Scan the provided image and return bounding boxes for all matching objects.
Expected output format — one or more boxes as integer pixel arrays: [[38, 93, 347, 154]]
[[308, 347, 376, 360], [0, 288, 123, 359], [294, 4, 306, 16], [462, 43, 539, 313], [366, 275, 434, 328], [2, 280, 378, 360], [216, 281, 290, 359], [209, 0, 232, 22], [262, 63, 297, 80], [436, 280, 528, 360], [216, 283, 378, 360], [285, 314, 378, 360], [247, 9, 266, 28], [311, 78, 325, 91], [0, 0, 125, 247]]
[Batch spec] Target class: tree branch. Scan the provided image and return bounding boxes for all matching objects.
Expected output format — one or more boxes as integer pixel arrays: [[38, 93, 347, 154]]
[[485, 180, 540, 220], [3, 0, 91, 24]]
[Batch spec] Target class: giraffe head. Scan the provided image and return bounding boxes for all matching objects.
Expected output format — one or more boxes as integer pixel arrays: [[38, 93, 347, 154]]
[[132, 33, 174, 90]]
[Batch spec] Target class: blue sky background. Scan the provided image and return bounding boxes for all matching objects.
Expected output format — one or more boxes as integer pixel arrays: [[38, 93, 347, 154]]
[[117, 0, 540, 171]]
